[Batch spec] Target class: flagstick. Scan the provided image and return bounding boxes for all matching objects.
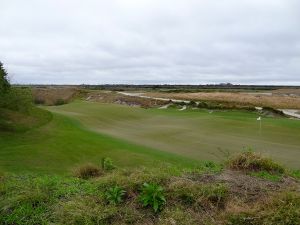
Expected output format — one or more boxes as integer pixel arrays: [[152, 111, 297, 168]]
[[259, 119, 262, 135]]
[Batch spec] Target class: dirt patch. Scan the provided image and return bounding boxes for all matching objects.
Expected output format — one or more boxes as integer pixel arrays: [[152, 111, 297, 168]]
[[85, 91, 166, 108], [185, 170, 299, 203]]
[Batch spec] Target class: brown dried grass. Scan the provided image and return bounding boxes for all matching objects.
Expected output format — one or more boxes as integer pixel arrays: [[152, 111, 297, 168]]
[[145, 91, 300, 109], [32, 88, 79, 105]]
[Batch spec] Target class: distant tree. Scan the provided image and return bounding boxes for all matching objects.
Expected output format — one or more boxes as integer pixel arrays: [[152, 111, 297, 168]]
[[0, 61, 10, 93]]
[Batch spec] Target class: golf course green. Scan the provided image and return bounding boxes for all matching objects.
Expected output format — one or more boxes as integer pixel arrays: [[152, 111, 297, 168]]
[[1, 100, 300, 173]]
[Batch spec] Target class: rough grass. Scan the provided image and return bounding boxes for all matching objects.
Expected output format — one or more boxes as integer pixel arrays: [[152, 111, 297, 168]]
[[227, 192, 300, 225], [73, 163, 103, 179], [227, 151, 285, 174], [1, 161, 299, 225]]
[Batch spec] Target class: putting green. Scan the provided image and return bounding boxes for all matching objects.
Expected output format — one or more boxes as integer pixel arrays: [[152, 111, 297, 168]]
[[47, 101, 300, 169]]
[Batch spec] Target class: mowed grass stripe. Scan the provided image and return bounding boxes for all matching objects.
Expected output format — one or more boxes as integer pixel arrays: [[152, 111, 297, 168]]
[[47, 101, 300, 169], [0, 112, 199, 174]]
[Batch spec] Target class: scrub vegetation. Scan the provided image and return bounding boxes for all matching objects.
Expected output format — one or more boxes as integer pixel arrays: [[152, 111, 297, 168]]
[[0, 154, 299, 225]]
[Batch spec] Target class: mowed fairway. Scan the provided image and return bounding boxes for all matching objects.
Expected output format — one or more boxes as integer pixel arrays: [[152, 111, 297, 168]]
[[48, 101, 300, 169], [0, 111, 198, 174]]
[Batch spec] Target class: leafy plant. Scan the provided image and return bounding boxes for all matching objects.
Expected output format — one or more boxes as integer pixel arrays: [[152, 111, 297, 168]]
[[105, 186, 126, 204], [139, 183, 166, 213], [101, 157, 116, 171]]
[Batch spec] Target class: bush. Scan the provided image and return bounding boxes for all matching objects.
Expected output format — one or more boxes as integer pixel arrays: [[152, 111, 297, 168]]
[[101, 157, 116, 171], [105, 186, 126, 204], [73, 164, 102, 179], [0, 88, 33, 113], [197, 101, 208, 108], [34, 97, 45, 105], [54, 98, 66, 106], [139, 183, 166, 213], [189, 100, 197, 107], [227, 151, 285, 174], [0, 61, 10, 93]]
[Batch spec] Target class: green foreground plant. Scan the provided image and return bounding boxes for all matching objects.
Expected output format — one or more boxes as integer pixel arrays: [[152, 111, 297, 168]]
[[105, 186, 126, 204], [102, 157, 116, 171], [139, 183, 166, 213]]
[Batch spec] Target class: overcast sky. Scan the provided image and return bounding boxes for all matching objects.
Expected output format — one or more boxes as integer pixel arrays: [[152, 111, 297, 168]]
[[1, 0, 300, 85]]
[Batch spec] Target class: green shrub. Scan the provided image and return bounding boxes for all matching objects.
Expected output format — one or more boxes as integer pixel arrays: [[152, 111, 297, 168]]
[[105, 186, 126, 204], [34, 97, 45, 105], [139, 183, 166, 213], [189, 100, 197, 107], [197, 101, 208, 108], [0, 61, 10, 93], [101, 157, 116, 171], [227, 151, 284, 174], [0, 88, 33, 113], [73, 163, 102, 179]]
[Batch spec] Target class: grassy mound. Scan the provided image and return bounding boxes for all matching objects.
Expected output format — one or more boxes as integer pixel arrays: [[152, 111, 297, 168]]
[[227, 151, 285, 174], [0, 107, 52, 132]]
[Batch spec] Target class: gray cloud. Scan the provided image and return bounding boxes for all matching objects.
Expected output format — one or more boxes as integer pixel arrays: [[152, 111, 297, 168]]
[[0, 0, 299, 84]]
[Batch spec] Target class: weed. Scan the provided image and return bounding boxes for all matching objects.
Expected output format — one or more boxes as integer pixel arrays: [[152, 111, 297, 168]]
[[105, 186, 126, 204], [73, 163, 102, 179], [139, 183, 166, 213], [101, 157, 116, 171]]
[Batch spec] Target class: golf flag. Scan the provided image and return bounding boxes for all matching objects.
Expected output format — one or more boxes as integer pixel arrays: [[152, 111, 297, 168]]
[[257, 116, 261, 121]]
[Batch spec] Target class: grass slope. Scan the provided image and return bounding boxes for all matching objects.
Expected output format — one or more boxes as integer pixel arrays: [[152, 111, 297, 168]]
[[0, 112, 198, 174], [1, 161, 299, 225], [48, 101, 300, 169], [0, 107, 52, 132]]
